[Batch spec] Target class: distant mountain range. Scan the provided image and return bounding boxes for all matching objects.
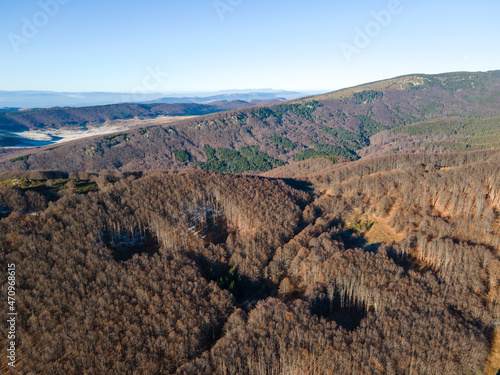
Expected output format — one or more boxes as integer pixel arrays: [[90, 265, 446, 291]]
[[0, 90, 307, 109], [142, 91, 305, 104], [1, 70, 499, 173]]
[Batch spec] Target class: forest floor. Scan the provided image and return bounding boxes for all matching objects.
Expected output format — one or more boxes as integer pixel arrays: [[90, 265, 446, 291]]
[[485, 328, 500, 375], [364, 216, 404, 244]]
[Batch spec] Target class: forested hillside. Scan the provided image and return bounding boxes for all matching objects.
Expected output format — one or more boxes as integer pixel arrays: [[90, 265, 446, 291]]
[[0, 149, 499, 374], [1, 71, 499, 374], [0, 101, 280, 133], [1, 71, 500, 174]]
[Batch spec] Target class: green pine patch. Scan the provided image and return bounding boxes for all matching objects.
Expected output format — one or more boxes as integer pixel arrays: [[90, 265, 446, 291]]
[[173, 150, 191, 163], [268, 135, 297, 150], [196, 145, 284, 173]]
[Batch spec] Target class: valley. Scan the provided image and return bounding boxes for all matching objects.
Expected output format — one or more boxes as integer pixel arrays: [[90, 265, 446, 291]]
[[6, 115, 199, 148]]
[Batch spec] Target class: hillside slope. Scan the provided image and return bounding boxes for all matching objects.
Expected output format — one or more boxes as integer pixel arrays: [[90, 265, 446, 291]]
[[1, 70, 500, 173], [0, 150, 498, 374], [0, 100, 280, 133]]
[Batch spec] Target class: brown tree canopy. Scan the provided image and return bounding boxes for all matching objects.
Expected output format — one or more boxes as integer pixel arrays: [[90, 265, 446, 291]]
[[0, 150, 499, 374]]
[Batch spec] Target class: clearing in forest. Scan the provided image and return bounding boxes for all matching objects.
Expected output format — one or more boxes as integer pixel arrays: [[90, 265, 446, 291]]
[[485, 329, 500, 375], [364, 216, 404, 244]]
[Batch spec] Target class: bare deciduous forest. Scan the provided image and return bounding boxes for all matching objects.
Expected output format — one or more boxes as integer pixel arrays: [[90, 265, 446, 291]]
[[0, 148, 499, 374]]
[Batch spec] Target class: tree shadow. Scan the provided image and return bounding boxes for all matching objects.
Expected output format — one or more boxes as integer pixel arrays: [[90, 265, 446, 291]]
[[280, 178, 315, 194], [309, 293, 367, 331], [339, 228, 367, 249], [189, 253, 277, 307], [188, 206, 230, 245], [364, 242, 381, 253], [104, 230, 160, 262], [267, 177, 315, 210]]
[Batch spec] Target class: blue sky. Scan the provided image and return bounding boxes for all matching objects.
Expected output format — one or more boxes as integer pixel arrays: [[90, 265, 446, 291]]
[[0, 0, 499, 93]]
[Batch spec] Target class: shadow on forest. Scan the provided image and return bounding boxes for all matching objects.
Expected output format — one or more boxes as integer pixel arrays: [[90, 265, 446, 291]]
[[0, 208, 10, 219], [383, 246, 417, 274], [364, 242, 381, 253], [340, 228, 368, 249], [200, 214, 230, 246], [309, 293, 367, 331], [189, 253, 277, 307], [448, 305, 497, 347], [280, 178, 315, 194], [188, 206, 230, 246], [104, 231, 160, 262], [332, 218, 372, 250], [268, 177, 315, 211]]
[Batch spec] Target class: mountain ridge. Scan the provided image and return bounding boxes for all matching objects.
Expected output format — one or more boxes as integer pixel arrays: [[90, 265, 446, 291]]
[[1, 70, 499, 173]]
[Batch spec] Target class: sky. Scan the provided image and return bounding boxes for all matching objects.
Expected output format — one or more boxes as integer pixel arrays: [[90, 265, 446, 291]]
[[0, 0, 499, 94]]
